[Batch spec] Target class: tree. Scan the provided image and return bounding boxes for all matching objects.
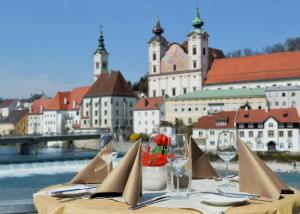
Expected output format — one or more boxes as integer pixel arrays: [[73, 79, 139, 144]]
[[286, 37, 300, 51], [132, 74, 148, 94]]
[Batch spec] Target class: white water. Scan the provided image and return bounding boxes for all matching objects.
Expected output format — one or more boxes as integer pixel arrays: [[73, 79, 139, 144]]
[[0, 160, 89, 178]]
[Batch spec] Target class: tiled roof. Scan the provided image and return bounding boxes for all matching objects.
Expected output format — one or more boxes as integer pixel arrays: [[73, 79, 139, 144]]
[[85, 71, 136, 98], [0, 99, 17, 108], [193, 111, 237, 129], [167, 88, 265, 101], [236, 108, 300, 124], [133, 96, 164, 111], [205, 51, 300, 85], [30, 98, 53, 114], [3, 109, 28, 124]]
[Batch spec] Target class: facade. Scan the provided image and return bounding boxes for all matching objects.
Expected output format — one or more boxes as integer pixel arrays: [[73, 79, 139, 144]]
[[0, 109, 29, 135], [133, 96, 165, 135], [28, 86, 89, 134], [147, 8, 224, 98], [204, 51, 300, 90], [266, 86, 300, 113], [237, 108, 300, 152], [192, 111, 237, 152], [80, 71, 137, 135], [165, 88, 267, 125]]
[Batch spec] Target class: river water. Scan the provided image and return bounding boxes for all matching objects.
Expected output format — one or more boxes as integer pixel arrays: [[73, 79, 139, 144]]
[[0, 145, 300, 201]]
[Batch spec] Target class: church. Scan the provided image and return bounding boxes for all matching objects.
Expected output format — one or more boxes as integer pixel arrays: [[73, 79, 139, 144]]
[[147, 7, 224, 98]]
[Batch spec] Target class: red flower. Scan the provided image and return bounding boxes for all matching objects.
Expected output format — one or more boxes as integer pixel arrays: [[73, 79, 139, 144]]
[[153, 154, 168, 166], [167, 153, 176, 160], [154, 134, 170, 146], [142, 151, 152, 166]]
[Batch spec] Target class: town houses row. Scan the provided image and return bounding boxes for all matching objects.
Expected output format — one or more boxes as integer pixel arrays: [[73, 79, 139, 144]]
[[0, 6, 300, 152]]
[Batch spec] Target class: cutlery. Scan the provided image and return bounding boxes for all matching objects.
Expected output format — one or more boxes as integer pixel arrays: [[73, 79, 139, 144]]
[[129, 195, 171, 210], [51, 186, 96, 194]]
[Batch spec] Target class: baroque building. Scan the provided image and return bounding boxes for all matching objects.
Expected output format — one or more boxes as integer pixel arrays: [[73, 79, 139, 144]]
[[147, 7, 224, 98]]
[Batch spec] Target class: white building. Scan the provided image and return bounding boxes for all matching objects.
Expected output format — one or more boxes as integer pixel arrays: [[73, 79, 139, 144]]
[[80, 71, 137, 135], [204, 51, 300, 90], [266, 86, 300, 113], [133, 96, 165, 135], [192, 111, 237, 152], [28, 86, 89, 134], [237, 108, 300, 152], [147, 8, 223, 98]]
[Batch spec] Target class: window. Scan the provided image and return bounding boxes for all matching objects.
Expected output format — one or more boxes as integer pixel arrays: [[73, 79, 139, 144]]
[[116, 119, 119, 125], [275, 101, 279, 106], [258, 131, 263, 137], [86, 103, 89, 108], [104, 102, 107, 107], [161, 89, 165, 97], [95, 111, 98, 116], [116, 110, 119, 116], [152, 53, 156, 61], [138, 121, 141, 125], [104, 119, 107, 125], [282, 101, 286, 106], [249, 131, 253, 137], [199, 131, 203, 137], [174, 108, 178, 112], [239, 131, 244, 137], [188, 118, 192, 124], [280, 143, 284, 149], [192, 47, 197, 55], [145, 112, 148, 116], [188, 107, 192, 112], [203, 47, 206, 55], [172, 88, 176, 96], [292, 92, 296, 97], [104, 110, 107, 115], [268, 130, 274, 137], [288, 131, 293, 137], [210, 131, 215, 136], [86, 111, 89, 117], [292, 101, 296, 106], [193, 87, 197, 91], [181, 107, 185, 112], [248, 123, 254, 128], [279, 131, 284, 137], [152, 120, 155, 125], [183, 88, 187, 94], [288, 143, 293, 149], [153, 65, 156, 73], [152, 111, 155, 116], [76, 111, 79, 116], [153, 90, 156, 97], [173, 64, 177, 71], [282, 92, 286, 97], [95, 120, 98, 124], [268, 123, 274, 128], [210, 141, 215, 145], [193, 60, 197, 68], [96, 62, 99, 69], [115, 101, 119, 107], [102, 62, 107, 69], [84, 120, 86, 125]]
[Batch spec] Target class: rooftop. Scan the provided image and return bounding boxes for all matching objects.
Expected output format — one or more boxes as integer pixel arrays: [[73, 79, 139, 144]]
[[3, 109, 28, 125], [236, 107, 300, 124], [133, 96, 164, 111], [205, 51, 300, 85], [193, 111, 237, 129], [167, 88, 265, 101], [85, 71, 136, 98], [265, 85, 300, 92]]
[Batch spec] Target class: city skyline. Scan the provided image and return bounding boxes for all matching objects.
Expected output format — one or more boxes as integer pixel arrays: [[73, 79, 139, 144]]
[[0, 0, 300, 98]]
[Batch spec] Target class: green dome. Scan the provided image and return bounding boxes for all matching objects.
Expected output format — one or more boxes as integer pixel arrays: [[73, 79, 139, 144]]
[[191, 7, 205, 34]]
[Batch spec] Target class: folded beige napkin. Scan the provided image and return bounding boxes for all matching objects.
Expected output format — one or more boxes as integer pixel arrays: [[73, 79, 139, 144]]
[[239, 140, 294, 200], [91, 140, 142, 206], [70, 142, 113, 184], [186, 137, 218, 179]]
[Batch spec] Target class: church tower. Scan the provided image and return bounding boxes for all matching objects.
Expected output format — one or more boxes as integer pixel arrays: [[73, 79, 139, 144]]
[[93, 27, 109, 82], [187, 6, 209, 74], [148, 17, 168, 76]]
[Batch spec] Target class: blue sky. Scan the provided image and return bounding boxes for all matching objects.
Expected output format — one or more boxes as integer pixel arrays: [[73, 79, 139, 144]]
[[0, 0, 299, 98]]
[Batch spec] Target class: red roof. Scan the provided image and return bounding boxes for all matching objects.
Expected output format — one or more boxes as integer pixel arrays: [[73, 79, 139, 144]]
[[30, 98, 52, 114], [193, 111, 237, 129], [133, 97, 164, 111], [236, 108, 300, 124], [30, 86, 89, 114], [205, 51, 300, 85]]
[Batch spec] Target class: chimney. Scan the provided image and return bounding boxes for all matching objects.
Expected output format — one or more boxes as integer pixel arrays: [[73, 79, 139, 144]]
[[265, 106, 269, 113]]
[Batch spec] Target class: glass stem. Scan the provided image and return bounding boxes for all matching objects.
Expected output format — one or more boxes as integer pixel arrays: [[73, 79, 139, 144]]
[[225, 161, 229, 179], [176, 174, 180, 192]]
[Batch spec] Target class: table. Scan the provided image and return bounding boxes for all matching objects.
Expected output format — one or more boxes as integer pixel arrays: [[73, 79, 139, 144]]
[[34, 184, 300, 214]]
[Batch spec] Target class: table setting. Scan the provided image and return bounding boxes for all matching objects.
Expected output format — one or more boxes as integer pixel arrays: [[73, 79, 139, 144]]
[[33, 132, 300, 214]]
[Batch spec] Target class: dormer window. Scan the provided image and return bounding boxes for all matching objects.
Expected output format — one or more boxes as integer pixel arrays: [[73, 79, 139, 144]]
[[216, 120, 227, 126], [173, 64, 177, 71]]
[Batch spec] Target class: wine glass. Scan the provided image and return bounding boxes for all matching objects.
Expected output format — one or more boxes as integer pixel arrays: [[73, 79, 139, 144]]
[[169, 134, 189, 198], [100, 135, 119, 171], [216, 131, 237, 186]]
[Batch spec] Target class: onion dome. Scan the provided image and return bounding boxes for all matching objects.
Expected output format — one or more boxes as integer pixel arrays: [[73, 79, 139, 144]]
[[95, 26, 107, 54], [152, 17, 164, 35], [191, 7, 205, 34]]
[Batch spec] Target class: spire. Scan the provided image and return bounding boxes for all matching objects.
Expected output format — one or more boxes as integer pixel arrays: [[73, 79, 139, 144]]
[[95, 25, 107, 54], [152, 13, 164, 35], [191, 4, 205, 34]]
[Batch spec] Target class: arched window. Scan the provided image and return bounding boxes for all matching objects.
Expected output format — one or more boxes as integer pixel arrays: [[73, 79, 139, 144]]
[[153, 53, 156, 61], [173, 64, 177, 71], [192, 47, 197, 55], [102, 62, 107, 69], [96, 62, 99, 69], [203, 47, 206, 55]]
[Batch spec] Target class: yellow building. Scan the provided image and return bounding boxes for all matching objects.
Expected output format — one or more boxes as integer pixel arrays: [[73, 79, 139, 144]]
[[165, 88, 267, 125], [0, 109, 28, 135]]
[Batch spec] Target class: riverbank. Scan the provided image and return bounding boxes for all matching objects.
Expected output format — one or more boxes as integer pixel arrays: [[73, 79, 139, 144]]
[[212, 161, 300, 173]]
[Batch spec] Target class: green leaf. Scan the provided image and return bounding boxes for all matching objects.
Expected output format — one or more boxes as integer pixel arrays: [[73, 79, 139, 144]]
[[151, 146, 163, 154]]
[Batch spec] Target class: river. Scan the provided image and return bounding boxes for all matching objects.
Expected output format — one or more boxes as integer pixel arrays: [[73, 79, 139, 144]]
[[0, 145, 300, 201]]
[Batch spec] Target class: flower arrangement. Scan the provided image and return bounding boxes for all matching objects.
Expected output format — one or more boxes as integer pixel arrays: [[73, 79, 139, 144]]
[[142, 134, 175, 167]]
